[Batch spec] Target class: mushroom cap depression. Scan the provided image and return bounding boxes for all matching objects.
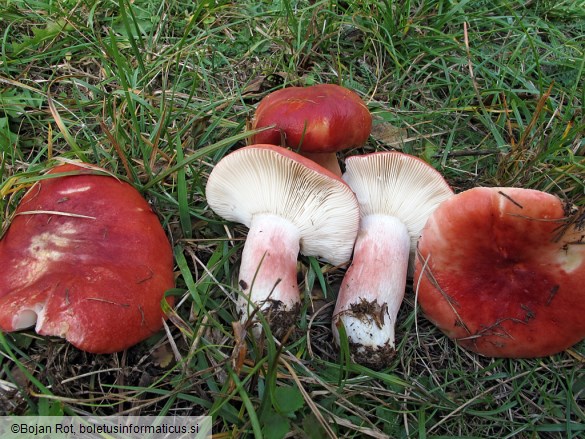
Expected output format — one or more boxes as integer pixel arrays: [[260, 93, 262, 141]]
[[0, 164, 175, 354], [343, 152, 454, 272], [414, 187, 585, 358], [205, 144, 360, 266], [251, 84, 372, 155]]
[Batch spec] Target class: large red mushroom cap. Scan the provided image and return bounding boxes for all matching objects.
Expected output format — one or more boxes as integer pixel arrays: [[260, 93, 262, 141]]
[[0, 163, 175, 354], [414, 187, 585, 358], [251, 84, 372, 176]]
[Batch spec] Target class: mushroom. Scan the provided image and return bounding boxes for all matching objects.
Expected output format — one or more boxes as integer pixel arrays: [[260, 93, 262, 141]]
[[205, 144, 360, 337], [251, 83, 372, 177], [0, 163, 175, 354], [414, 187, 585, 358], [332, 152, 453, 369]]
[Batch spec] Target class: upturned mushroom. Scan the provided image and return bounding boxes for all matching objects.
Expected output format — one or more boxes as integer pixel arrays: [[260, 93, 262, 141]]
[[414, 187, 585, 358], [0, 163, 175, 354], [332, 152, 453, 369], [251, 83, 372, 176], [206, 144, 360, 337]]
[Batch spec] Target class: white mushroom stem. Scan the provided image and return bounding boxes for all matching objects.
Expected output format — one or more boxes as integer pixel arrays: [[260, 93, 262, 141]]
[[237, 213, 301, 328], [332, 214, 410, 359]]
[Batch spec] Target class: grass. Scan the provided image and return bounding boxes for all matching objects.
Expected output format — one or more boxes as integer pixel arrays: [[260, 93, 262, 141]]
[[0, 0, 584, 437]]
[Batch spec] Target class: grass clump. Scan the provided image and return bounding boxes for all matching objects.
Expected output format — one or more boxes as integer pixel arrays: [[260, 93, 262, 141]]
[[1, 0, 584, 437]]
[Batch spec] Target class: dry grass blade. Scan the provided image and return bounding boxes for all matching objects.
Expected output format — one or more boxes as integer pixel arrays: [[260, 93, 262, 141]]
[[279, 357, 337, 439], [15, 210, 97, 220], [99, 121, 134, 182], [515, 82, 555, 154]]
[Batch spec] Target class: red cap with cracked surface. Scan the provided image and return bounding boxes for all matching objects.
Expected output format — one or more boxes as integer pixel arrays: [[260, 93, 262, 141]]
[[251, 84, 372, 175], [0, 163, 175, 354], [414, 187, 585, 358]]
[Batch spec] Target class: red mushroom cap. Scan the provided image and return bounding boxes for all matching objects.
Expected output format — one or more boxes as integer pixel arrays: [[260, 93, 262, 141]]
[[414, 187, 585, 358], [0, 163, 175, 354], [251, 84, 372, 154]]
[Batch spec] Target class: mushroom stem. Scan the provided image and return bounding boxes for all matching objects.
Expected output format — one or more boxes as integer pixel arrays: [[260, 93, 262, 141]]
[[237, 213, 301, 336], [300, 151, 342, 177], [332, 214, 410, 369]]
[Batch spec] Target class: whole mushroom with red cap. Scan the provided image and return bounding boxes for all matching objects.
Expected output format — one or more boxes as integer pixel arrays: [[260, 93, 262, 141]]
[[414, 187, 585, 358], [206, 144, 360, 337], [0, 163, 175, 354], [251, 83, 372, 177], [332, 152, 454, 369]]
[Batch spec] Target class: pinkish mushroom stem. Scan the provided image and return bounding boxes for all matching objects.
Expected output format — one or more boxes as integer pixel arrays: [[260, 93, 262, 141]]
[[238, 214, 301, 331], [333, 214, 410, 361], [300, 151, 343, 177], [330, 152, 454, 369]]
